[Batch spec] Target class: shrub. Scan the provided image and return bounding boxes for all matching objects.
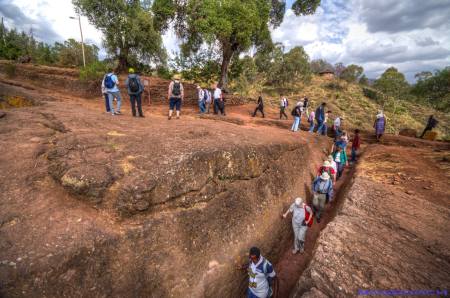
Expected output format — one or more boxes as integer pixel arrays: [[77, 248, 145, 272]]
[[79, 61, 109, 81], [363, 87, 383, 102]]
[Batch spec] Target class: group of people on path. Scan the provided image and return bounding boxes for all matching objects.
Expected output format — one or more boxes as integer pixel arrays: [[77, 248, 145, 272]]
[[242, 127, 361, 297], [195, 82, 226, 117]]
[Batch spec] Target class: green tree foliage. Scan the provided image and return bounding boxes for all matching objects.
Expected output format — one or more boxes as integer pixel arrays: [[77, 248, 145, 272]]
[[412, 67, 450, 112], [268, 46, 311, 87], [359, 74, 369, 85], [56, 39, 99, 67], [73, 0, 165, 71], [340, 64, 363, 83], [170, 49, 221, 84], [0, 24, 98, 67], [310, 58, 333, 74], [152, 0, 321, 89], [374, 67, 410, 100]]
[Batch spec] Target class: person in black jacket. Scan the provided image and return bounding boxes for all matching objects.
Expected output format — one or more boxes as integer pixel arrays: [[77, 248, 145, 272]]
[[253, 95, 265, 118], [420, 115, 438, 138]]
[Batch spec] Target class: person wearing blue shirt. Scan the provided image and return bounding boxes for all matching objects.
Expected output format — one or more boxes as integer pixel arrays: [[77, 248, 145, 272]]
[[103, 68, 122, 116], [315, 102, 327, 135], [312, 172, 333, 222]]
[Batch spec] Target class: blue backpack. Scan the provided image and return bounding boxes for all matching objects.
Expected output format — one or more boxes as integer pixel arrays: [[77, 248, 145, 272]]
[[104, 74, 115, 89]]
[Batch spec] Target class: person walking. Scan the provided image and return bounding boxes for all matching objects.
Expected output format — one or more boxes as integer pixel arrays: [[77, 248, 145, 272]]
[[303, 97, 309, 117], [245, 247, 276, 298], [103, 68, 122, 115], [213, 83, 225, 116], [125, 68, 144, 117], [252, 95, 265, 118], [282, 197, 313, 254], [333, 145, 348, 179], [167, 74, 184, 120], [420, 115, 438, 138], [327, 155, 337, 175], [312, 172, 333, 223], [197, 85, 206, 114], [308, 110, 315, 133], [373, 110, 386, 141], [317, 160, 336, 182], [204, 86, 212, 114], [351, 129, 361, 163], [315, 102, 326, 135], [101, 74, 111, 113], [333, 116, 343, 137], [291, 103, 302, 132], [279, 95, 288, 119]]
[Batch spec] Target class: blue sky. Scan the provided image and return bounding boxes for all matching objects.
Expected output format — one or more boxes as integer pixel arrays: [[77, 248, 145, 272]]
[[1, 0, 449, 82]]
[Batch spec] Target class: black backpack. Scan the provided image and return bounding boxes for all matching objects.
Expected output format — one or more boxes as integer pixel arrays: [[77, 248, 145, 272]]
[[129, 77, 139, 93], [291, 107, 297, 116], [172, 81, 181, 96]]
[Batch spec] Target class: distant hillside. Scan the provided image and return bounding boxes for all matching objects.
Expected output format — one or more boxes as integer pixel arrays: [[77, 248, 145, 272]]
[[257, 76, 449, 140]]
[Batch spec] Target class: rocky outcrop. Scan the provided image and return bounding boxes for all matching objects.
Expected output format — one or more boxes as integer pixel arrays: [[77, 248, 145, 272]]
[[291, 145, 450, 297]]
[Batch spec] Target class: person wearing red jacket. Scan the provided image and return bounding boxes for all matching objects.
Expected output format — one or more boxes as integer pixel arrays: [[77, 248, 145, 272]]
[[317, 160, 336, 182], [282, 197, 313, 254]]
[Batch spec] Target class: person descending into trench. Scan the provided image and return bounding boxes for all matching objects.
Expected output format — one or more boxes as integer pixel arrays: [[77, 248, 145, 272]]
[[282, 197, 313, 254], [312, 172, 333, 223], [238, 247, 276, 298], [318, 160, 336, 182]]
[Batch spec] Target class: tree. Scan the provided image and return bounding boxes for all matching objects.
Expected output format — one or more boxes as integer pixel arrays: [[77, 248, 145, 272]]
[[412, 67, 450, 112], [340, 64, 364, 83], [152, 0, 321, 89], [268, 46, 311, 87], [73, 0, 165, 71], [374, 67, 410, 100], [414, 71, 432, 82], [359, 74, 368, 85], [310, 58, 334, 74], [57, 39, 98, 67], [334, 62, 346, 78]]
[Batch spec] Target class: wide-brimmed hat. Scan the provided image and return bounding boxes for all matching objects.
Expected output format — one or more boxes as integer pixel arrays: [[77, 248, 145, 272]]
[[323, 160, 331, 167], [320, 172, 330, 180], [295, 197, 303, 206], [173, 74, 181, 80]]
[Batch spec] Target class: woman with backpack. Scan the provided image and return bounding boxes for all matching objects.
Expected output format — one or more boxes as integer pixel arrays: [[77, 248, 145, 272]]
[[167, 74, 184, 120], [282, 197, 313, 254]]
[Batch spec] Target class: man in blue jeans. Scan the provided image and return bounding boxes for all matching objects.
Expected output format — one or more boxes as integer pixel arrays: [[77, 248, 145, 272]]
[[197, 85, 206, 114], [315, 102, 327, 135], [103, 68, 122, 115], [125, 68, 144, 117]]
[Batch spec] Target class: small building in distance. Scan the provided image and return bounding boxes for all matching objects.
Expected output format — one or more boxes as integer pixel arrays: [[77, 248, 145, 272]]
[[319, 69, 335, 80]]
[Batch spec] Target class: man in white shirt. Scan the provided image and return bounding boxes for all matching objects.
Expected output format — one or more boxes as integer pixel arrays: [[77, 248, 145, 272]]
[[246, 247, 276, 298], [279, 95, 288, 119], [282, 197, 313, 254], [334, 116, 343, 137], [212, 83, 225, 116], [197, 85, 206, 114]]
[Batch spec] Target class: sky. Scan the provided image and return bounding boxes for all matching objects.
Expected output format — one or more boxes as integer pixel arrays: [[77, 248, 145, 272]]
[[1, 0, 449, 82]]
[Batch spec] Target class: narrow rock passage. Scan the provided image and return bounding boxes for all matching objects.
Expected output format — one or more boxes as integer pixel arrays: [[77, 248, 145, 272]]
[[274, 150, 358, 298]]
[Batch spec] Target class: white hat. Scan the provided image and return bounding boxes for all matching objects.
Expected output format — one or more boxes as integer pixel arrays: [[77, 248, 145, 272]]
[[328, 155, 333, 161], [295, 197, 303, 206], [320, 172, 330, 180], [323, 160, 331, 167]]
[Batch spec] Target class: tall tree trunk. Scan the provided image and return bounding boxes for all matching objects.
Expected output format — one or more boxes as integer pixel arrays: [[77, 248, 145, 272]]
[[116, 47, 129, 73], [219, 44, 233, 90]]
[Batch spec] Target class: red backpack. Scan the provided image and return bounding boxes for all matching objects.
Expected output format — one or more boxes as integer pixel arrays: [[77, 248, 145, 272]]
[[304, 204, 314, 227]]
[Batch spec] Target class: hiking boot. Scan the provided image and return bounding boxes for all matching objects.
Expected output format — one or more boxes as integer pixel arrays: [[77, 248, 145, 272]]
[[115, 111, 122, 115], [139, 115, 145, 118]]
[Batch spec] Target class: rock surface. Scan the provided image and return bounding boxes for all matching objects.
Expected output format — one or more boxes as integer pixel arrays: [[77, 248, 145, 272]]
[[291, 145, 450, 297]]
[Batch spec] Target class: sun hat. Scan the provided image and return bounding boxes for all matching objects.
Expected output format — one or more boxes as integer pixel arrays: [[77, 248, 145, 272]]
[[295, 197, 303, 206], [323, 160, 331, 167], [173, 74, 181, 80], [320, 172, 330, 180]]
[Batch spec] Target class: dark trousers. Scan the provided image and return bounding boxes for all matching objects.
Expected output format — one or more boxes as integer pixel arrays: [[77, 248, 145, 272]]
[[253, 105, 264, 117], [104, 93, 110, 112], [280, 107, 288, 119], [420, 126, 432, 138], [130, 93, 143, 116], [214, 99, 225, 115]]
